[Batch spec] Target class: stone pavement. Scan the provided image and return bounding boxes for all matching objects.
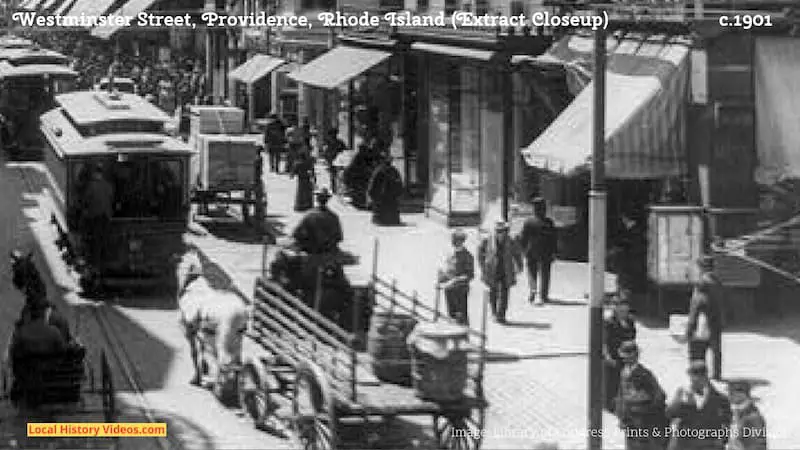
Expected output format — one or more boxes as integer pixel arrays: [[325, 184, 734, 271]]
[[189, 163, 800, 450]]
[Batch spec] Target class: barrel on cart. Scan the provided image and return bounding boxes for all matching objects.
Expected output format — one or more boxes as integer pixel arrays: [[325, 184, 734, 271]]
[[237, 237, 488, 450]]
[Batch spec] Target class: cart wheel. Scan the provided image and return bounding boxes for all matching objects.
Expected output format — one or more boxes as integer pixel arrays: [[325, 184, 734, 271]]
[[433, 406, 485, 450], [101, 352, 116, 422], [238, 365, 271, 428], [293, 363, 337, 450]]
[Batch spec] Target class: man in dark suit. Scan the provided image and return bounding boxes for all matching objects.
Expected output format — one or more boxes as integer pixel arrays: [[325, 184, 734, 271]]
[[603, 293, 637, 411], [264, 113, 286, 173], [616, 341, 668, 450], [666, 361, 731, 450], [686, 255, 724, 380], [291, 188, 343, 255], [478, 221, 523, 324], [517, 197, 557, 305]]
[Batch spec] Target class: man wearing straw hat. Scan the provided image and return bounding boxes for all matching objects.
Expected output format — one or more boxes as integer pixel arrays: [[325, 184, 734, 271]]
[[477, 220, 522, 324]]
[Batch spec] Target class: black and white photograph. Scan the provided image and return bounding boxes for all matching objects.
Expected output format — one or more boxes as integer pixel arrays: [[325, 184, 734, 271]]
[[0, 0, 795, 448]]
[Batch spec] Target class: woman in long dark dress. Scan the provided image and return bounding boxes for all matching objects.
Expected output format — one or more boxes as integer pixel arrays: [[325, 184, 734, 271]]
[[367, 153, 403, 225], [292, 150, 315, 212]]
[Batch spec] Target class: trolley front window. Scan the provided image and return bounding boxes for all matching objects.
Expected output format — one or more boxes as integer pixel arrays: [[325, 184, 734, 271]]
[[73, 157, 186, 220]]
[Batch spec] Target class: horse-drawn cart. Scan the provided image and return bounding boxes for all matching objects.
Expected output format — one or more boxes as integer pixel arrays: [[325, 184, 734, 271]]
[[237, 240, 488, 450]]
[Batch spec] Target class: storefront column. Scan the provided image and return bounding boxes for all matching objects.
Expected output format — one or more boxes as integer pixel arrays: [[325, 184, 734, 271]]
[[247, 83, 255, 129], [297, 49, 307, 123], [227, 30, 238, 101], [501, 59, 514, 221], [347, 79, 355, 150]]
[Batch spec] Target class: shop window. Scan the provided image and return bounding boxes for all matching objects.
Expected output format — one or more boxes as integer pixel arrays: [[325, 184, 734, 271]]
[[429, 62, 451, 213], [475, 0, 488, 15], [416, 0, 428, 12], [444, 0, 458, 15], [451, 66, 481, 214]]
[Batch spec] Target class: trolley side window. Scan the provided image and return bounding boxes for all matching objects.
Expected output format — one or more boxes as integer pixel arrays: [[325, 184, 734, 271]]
[[73, 158, 185, 220]]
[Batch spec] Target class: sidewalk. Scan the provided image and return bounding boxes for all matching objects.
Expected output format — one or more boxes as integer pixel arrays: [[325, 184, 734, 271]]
[[188, 165, 800, 449]]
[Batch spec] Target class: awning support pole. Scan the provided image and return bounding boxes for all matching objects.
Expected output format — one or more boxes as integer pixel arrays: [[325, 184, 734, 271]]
[[588, 25, 606, 450], [502, 59, 513, 222]]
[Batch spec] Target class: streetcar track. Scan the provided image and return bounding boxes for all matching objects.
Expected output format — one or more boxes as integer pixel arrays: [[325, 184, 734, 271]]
[[11, 159, 171, 450]]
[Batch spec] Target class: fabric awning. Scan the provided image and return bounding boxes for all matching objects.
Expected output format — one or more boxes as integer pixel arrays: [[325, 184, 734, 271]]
[[91, 0, 159, 38], [521, 34, 690, 179], [40, 0, 62, 11], [288, 46, 391, 89], [229, 55, 285, 85], [18, 0, 37, 9], [411, 43, 495, 61], [754, 37, 800, 185], [53, 0, 77, 15], [69, 0, 118, 25]]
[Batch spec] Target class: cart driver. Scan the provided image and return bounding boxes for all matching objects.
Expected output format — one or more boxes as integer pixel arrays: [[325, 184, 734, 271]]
[[10, 300, 66, 368]]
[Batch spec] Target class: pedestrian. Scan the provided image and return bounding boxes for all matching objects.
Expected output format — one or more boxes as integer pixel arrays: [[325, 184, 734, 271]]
[[253, 145, 267, 234], [292, 188, 343, 255], [686, 255, 723, 380], [603, 291, 637, 412], [291, 149, 315, 212], [366, 152, 404, 226], [610, 212, 648, 303], [615, 341, 668, 450], [342, 141, 378, 209], [323, 128, 347, 193], [264, 113, 286, 173], [285, 118, 304, 173], [517, 196, 557, 305], [477, 221, 523, 324], [666, 361, 731, 450], [727, 380, 767, 450], [80, 163, 114, 264], [437, 229, 475, 326]]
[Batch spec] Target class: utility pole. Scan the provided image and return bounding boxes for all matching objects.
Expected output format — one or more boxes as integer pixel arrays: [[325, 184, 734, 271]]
[[587, 24, 606, 450]]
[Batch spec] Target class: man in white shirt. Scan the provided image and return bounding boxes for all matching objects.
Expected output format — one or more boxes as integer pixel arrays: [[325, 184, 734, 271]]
[[666, 361, 731, 450]]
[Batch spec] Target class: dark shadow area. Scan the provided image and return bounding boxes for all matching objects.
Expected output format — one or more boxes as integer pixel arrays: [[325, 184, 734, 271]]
[[485, 351, 522, 363], [502, 320, 552, 330], [337, 415, 437, 450], [199, 219, 266, 245], [726, 315, 800, 345]]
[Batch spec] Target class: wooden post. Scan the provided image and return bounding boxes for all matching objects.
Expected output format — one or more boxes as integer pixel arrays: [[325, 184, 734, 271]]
[[411, 291, 418, 316], [478, 287, 490, 400], [434, 285, 441, 321], [352, 290, 361, 342], [372, 237, 379, 281], [350, 340, 357, 402]]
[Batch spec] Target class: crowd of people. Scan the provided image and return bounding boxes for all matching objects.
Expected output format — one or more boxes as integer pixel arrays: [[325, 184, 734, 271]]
[[262, 113, 404, 226], [20, 31, 208, 111]]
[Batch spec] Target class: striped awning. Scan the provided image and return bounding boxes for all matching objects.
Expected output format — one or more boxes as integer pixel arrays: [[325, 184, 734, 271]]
[[521, 34, 690, 179], [68, 0, 117, 24], [92, 0, 159, 38], [754, 36, 800, 185]]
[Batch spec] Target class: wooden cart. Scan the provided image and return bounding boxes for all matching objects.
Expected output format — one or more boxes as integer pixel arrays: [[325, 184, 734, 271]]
[[238, 240, 488, 450]]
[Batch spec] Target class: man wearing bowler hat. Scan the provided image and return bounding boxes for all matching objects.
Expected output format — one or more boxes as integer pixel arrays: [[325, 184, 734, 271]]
[[291, 188, 343, 255], [518, 196, 557, 305], [686, 255, 724, 380], [666, 361, 731, 450], [478, 220, 522, 324]]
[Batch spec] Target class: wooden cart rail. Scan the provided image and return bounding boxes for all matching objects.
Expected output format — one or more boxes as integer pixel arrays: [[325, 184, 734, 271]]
[[252, 278, 363, 400], [370, 275, 488, 401]]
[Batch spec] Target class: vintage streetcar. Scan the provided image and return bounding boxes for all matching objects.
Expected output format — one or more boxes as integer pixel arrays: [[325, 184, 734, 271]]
[[40, 90, 194, 294], [0, 46, 75, 157]]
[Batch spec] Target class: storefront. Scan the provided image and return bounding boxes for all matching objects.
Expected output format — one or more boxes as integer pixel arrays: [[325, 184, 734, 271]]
[[420, 52, 505, 225], [520, 32, 692, 260]]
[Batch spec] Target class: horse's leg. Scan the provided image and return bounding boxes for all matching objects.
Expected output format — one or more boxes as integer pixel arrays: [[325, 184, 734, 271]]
[[186, 328, 201, 386]]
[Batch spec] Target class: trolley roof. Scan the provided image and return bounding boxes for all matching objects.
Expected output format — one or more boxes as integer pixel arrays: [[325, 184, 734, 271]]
[[0, 47, 70, 65], [40, 107, 194, 158], [54, 91, 171, 126], [0, 61, 77, 79], [0, 36, 33, 49]]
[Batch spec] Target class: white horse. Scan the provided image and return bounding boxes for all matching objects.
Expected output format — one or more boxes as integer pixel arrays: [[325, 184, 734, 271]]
[[176, 251, 248, 399]]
